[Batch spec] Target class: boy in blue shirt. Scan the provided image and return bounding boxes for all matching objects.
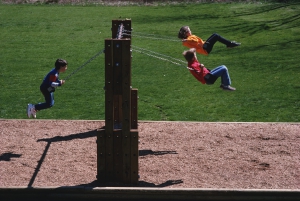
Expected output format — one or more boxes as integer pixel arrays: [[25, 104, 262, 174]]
[[27, 59, 68, 118]]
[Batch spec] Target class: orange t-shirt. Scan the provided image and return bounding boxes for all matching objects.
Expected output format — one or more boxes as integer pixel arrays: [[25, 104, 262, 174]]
[[182, 35, 208, 56]]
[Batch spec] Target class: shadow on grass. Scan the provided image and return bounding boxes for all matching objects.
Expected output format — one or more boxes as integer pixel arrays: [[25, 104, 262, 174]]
[[215, 12, 300, 36]]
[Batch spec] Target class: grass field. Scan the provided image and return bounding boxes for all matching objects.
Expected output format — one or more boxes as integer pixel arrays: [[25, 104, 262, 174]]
[[0, 1, 299, 121]]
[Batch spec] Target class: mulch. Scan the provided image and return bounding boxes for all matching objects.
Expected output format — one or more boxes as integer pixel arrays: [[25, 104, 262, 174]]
[[0, 119, 299, 189]]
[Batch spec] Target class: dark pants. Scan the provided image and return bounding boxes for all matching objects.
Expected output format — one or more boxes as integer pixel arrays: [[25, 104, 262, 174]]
[[34, 88, 54, 111], [203, 33, 231, 54]]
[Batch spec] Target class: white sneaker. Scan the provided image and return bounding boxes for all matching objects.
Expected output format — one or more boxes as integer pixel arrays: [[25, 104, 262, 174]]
[[222, 85, 236, 91], [27, 104, 32, 118], [31, 105, 36, 118]]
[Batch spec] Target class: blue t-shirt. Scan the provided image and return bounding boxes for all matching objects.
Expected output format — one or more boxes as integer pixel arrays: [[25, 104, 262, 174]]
[[40, 68, 61, 91]]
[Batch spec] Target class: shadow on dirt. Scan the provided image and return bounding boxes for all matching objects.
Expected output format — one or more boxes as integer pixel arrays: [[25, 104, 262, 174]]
[[63, 179, 183, 188], [29, 130, 180, 188], [139, 149, 177, 156], [28, 130, 98, 187], [0, 152, 22, 161]]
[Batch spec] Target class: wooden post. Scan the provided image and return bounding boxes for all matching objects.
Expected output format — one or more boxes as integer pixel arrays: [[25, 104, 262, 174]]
[[97, 19, 138, 184]]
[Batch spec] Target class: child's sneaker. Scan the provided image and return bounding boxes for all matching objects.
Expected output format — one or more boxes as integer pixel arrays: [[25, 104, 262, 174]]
[[227, 41, 241, 48], [222, 85, 236, 91], [31, 105, 37, 118], [27, 104, 32, 118]]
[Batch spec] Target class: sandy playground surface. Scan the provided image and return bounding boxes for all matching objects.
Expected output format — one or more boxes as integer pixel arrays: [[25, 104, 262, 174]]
[[0, 119, 299, 189]]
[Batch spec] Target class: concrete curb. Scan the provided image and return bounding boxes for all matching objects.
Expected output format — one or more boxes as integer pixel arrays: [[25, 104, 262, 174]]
[[1, 187, 300, 201]]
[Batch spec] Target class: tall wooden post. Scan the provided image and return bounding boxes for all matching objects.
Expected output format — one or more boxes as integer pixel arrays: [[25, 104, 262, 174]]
[[97, 19, 138, 184]]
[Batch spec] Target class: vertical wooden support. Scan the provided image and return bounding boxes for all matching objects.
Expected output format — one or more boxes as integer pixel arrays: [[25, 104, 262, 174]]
[[120, 39, 131, 183], [105, 128, 114, 180], [130, 89, 139, 182], [130, 129, 139, 183], [131, 89, 138, 130], [96, 129, 105, 181], [114, 129, 123, 181], [97, 19, 138, 184], [104, 40, 114, 132]]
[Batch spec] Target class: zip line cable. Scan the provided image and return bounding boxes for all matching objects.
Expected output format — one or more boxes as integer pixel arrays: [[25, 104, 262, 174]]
[[64, 49, 105, 81], [124, 29, 193, 70], [63, 27, 186, 81], [131, 45, 192, 70], [132, 45, 186, 65], [123, 29, 181, 42]]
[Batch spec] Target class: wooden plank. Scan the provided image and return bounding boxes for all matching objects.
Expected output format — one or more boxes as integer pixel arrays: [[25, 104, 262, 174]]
[[122, 130, 131, 183], [111, 20, 119, 39], [131, 89, 138, 130], [130, 129, 139, 184], [121, 39, 132, 183], [121, 39, 132, 133], [105, 129, 114, 181], [96, 129, 106, 181], [104, 39, 114, 182], [113, 40, 123, 95], [105, 39, 114, 132], [113, 130, 123, 181], [113, 95, 122, 129], [123, 20, 132, 39]]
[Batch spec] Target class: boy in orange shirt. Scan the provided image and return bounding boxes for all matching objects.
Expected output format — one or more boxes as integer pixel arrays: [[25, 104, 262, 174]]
[[183, 48, 236, 91], [178, 26, 240, 55]]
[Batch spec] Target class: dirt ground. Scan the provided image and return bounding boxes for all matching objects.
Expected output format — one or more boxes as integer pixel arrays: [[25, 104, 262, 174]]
[[0, 119, 299, 189]]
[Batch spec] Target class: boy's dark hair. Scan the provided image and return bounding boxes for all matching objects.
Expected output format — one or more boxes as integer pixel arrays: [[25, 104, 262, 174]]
[[55, 59, 68, 70], [178, 26, 190, 39], [183, 48, 196, 62]]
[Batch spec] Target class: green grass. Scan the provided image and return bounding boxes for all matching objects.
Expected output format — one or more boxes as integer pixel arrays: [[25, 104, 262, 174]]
[[0, 2, 299, 121]]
